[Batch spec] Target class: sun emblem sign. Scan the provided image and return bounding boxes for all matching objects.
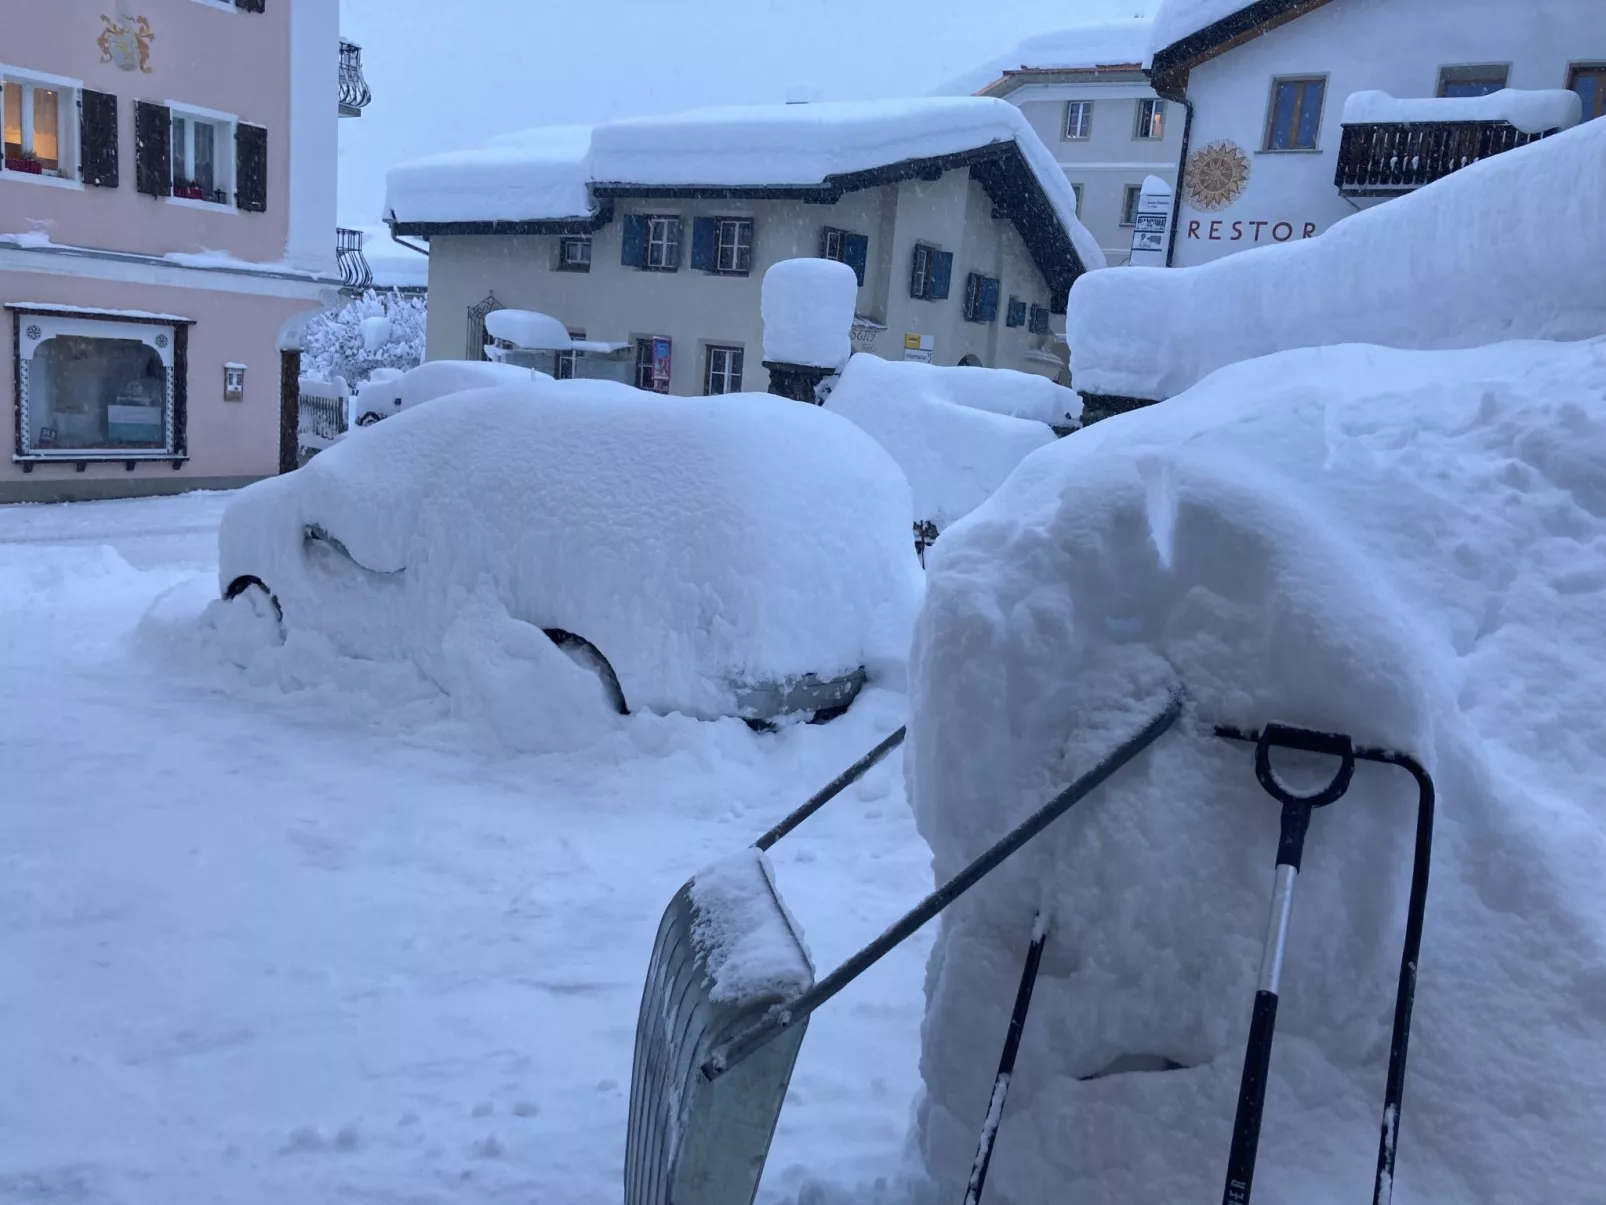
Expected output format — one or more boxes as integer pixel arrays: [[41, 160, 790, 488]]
[[99, 13, 155, 74], [1184, 140, 1252, 212]]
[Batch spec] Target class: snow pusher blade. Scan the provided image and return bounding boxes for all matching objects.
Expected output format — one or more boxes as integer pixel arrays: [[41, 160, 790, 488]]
[[624, 853, 813, 1205]]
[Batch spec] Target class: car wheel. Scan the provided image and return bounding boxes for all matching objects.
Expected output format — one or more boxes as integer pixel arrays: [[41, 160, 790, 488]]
[[357, 412, 383, 427], [544, 629, 629, 716], [223, 574, 283, 623]]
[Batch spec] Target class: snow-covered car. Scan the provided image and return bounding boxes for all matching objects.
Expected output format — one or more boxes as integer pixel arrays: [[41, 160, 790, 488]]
[[349, 359, 542, 427], [219, 377, 923, 727]]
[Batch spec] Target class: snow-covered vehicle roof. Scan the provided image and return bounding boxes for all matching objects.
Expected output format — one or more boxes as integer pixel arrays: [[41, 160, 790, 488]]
[[219, 379, 923, 727], [932, 17, 1154, 96], [351, 360, 542, 424]]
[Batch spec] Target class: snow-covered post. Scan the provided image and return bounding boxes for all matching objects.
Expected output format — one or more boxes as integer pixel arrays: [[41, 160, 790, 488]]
[[761, 258, 857, 403]]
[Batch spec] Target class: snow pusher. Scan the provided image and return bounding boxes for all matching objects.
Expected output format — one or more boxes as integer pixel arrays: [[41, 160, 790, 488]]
[[622, 702, 1435, 1205]]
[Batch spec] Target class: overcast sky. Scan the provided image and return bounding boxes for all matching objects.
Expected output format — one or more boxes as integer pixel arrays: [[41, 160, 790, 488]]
[[338, 0, 1154, 227]]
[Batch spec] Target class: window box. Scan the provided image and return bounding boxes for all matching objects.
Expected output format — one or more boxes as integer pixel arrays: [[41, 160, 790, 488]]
[[3, 152, 41, 174], [9, 307, 190, 462]]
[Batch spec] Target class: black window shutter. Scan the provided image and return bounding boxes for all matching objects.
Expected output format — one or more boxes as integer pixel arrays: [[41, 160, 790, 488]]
[[133, 101, 171, 197], [979, 277, 1001, 324], [690, 217, 718, 271], [929, 251, 954, 301], [235, 0, 266, 12], [80, 90, 119, 189], [844, 232, 869, 287], [620, 215, 647, 267], [236, 123, 268, 212]]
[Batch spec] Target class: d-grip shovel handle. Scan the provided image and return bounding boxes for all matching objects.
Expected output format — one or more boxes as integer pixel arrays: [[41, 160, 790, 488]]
[[1256, 723, 1356, 867]]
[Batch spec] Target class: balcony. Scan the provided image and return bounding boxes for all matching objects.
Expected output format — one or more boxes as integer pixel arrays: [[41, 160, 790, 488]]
[[339, 41, 372, 117], [1334, 120, 1557, 197], [337, 228, 373, 291]]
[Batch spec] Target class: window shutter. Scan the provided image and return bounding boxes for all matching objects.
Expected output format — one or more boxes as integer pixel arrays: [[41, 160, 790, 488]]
[[620, 215, 647, 267], [929, 251, 954, 301], [235, 122, 268, 212], [80, 90, 119, 189], [1006, 298, 1026, 328], [979, 277, 1001, 324], [235, 0, 266, 12], [133, 102, 171, 197], [844, 232, 869, 287], [690, 217, 718, 271]]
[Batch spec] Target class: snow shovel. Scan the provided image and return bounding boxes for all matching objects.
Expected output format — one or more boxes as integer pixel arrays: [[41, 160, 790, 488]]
[[1214, 722, 1436, 1205]]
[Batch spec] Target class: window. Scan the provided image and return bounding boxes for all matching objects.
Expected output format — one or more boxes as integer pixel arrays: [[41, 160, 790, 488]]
[[555, 331, 584, 380], [962, 273, 1001, 324], [909, 243, 952, 300], [2, 75, 75, 178], [714, 218, 753, 274], [704, 345, 744, 395], [13, 311, 186, 459], [170, 107, 234, 204], [1070, 182, 1083, 216], [1028, 304, 1050, 335], [558, 236, 592, 271], [1121, 184, 1142, 226], [1265, 77, 1326, 150], [820, 225, 869, 286], [644, 216, 682, 270], [1063, 100, 1093, 140], [1438, 64, 1509, 98], [635, 336, 670, 392], [1569, 63, 1606, 121], [1005, 297, 1027, 328], [1134, 98, 1166, 140]]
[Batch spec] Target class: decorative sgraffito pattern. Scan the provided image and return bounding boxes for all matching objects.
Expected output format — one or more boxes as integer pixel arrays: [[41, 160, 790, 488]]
[[1185, 140, 1252, 212]]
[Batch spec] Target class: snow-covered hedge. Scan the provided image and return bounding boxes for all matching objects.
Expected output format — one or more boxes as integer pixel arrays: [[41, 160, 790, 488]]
[[300, 290, 427, 387], [1066, 117, 1606, 400], [909, 337, 1606, 1202]]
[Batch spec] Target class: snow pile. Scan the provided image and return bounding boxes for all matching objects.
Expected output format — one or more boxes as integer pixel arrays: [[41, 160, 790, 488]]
[[300, 289, 426, 387], [1342, 88, 1583, 134], [908, 338, 1606, 1203], [359, 315, 393, 352], [1067, 118, 1606, 400], [933, 17, 1153, 96], [218, 380, 924, 728], [762, 259, 858, 368], [825, 353, 1057, 528], [383, 124, 594, 227], [485, 308, 574, 351], [353, 359, 538, 424], [690, 849, 813, 1005]]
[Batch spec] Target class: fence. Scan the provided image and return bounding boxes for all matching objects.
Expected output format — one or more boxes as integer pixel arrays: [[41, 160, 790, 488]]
[[1334, 119, 1557, 196], [296, 380, 349, 462]]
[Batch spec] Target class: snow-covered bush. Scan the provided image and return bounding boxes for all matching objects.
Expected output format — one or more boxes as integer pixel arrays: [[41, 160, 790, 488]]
[[300, 289, 427, 386]]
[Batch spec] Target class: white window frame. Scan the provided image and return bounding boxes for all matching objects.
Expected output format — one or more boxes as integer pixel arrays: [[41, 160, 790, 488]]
[[560, 235, 592, 269], [1134, 98, 1166, 140], [644, 216, 681, 271], [910, 243, 936, 299], [13, 311, 181, 460], [704, 345, 744, 395], [0, 65, 82, 190], [166, 99, 238, 211], [1070, 182, 1084, 216], [1063, 100, 1093, 140], [714, 218, 753, 274]]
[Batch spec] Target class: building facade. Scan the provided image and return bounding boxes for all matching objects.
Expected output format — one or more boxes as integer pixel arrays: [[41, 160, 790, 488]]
[[1149, 0, 1605, 267], [1, 0, 353, 503]]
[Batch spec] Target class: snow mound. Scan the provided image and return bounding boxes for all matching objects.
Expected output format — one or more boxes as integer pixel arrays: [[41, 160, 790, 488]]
[[909, 338, 1606, 1203], [690, 849, 813, 1005], [1341, 88, 1583, 135], [762, 259, 858, 368], [219, 380, 924, 725], [383, 124, 594, 227], [825, 354, 1058, 529], [484, 308, 573, 351], [1068, 119, 1606, 400], [933, 17, 1153, 96]]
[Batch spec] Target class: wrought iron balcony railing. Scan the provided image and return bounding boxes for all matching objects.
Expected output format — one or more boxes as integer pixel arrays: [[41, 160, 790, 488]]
[[1334, 119, 1558, 197], [337, 227, 373, 291], [339, 40, 372, 117]]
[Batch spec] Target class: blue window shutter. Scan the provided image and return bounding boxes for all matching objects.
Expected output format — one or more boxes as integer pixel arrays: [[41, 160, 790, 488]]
[[844, 232, 869, 287], [621, 215, 646, 267], [1006, 298, 1025, 328], [979, 277, 1001, 323], [929, 251, 954, 301], [691, 217, 718, 271]]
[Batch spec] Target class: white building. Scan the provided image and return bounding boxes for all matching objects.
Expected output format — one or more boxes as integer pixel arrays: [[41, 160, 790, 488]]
[[1146, 0, 1605, 267], [384, 100, 1104, 393], [938, 18, 1184, 266]]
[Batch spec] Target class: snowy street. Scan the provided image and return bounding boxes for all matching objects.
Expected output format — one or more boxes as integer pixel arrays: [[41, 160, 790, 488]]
[[0, 494, 930, 1205]]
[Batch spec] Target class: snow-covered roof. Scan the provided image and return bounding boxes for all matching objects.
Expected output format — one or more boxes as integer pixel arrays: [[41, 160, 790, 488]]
[[384, 124, 594, 228], [1147, 0, 1260, 62], [356, 225, 429, 289], [933, 18, 1153, 97], [1342, 89, 1583, 135]]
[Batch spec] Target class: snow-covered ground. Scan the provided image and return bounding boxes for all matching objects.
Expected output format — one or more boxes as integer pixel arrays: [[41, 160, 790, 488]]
[[0, 493, 934, 1205]]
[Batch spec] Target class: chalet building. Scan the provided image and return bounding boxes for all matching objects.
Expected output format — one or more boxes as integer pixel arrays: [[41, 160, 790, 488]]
[[2, 0, 365, 504], [941, 18, 1185, 266], [384, 99, 1103, 395], [1146, 0, 1605, 267]]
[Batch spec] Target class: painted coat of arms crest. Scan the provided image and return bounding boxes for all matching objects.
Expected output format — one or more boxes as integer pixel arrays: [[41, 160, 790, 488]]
[[99, 13, 155, 74]]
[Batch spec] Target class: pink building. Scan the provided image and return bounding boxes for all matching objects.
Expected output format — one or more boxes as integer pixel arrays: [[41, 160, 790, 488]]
[[1, 0, 354, 503]]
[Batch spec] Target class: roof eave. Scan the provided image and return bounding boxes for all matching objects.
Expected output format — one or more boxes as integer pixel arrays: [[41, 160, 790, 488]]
[[1149, 0, 1335, 88]]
